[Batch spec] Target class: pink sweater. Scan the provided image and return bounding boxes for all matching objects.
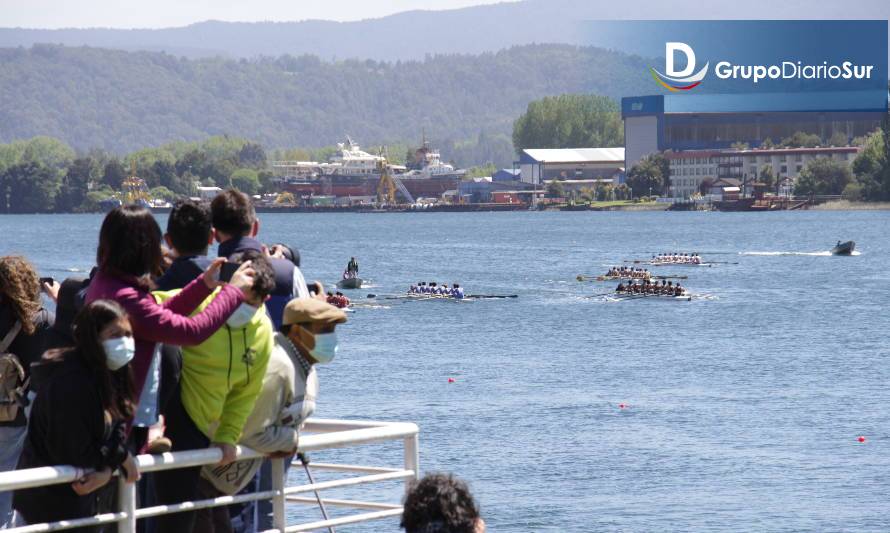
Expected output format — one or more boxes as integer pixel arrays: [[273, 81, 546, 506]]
[[85, 270, 244, 397]]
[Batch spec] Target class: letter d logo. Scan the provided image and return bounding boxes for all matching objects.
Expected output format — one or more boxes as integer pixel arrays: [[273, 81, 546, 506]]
[[651, 42, 709, 92]]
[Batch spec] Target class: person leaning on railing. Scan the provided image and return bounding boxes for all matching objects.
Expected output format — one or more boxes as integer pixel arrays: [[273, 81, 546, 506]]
[[150, 249, 276, 533], [13, 300, 141, 532], [194, 297, 346, 533]]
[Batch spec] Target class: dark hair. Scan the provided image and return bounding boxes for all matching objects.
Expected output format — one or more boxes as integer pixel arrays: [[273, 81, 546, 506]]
[[273, 243, 299, 267], [229, 249, 276, 299], [211, 189, 256, 237], [97, 205, 163, 283], [72, 300, 135, 420], [0, 255, 41, 335], [401, 473, 481, 533], [167, 199, 212, 256]]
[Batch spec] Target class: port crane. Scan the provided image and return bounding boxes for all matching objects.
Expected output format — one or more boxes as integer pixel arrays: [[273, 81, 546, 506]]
[[375, 150, 414, 205]]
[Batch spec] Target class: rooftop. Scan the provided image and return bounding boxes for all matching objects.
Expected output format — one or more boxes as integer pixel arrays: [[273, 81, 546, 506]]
[[520, 147, 625, 164]]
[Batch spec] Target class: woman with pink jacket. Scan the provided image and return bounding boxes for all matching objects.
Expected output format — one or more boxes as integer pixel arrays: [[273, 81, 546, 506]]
[[85, 205, 256, 447]]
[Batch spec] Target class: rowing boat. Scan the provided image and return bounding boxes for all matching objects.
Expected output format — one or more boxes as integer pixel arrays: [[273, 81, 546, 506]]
[[610, 292, 692, 301], [577, 274, 687, 282], [337, 277, 363, 289]]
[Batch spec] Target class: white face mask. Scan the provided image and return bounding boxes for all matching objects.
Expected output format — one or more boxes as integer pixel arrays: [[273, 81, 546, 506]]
[[227, 303, 259, 329], [309, 331, 339, 364], [103, 336, 135, 371]]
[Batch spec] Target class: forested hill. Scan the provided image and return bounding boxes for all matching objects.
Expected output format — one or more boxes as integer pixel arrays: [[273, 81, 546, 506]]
[[0, 43, 652, 154], [1, 0, 886, 61]]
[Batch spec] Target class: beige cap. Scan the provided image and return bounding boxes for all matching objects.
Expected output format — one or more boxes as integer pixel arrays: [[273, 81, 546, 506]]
[[282, 298, 348, 326]]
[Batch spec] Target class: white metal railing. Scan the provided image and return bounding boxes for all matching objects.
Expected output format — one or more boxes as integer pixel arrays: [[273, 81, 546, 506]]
[[0, 418, 419, 533]]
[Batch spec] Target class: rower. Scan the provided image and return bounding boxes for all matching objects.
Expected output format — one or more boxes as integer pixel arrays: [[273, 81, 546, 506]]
[[616, 282, 625, 293], [452, 283, 464, 299], [674, 283, 684, 296], [409, 284, 417, 294], [441, 283, 450, 296]]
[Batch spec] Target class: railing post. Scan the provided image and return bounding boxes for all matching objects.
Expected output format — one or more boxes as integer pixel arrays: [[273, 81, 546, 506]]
[[403, 434, 420, 494], [271, 456, 286, 532], [117, 475, 137, 533]]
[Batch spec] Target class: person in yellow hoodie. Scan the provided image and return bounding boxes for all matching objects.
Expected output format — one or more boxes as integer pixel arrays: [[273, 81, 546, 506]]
[[195, 297, 347, 532], [152, 249, 276, 533]]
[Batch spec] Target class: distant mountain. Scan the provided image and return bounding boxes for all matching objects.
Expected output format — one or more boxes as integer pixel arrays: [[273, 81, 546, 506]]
[[1, 0, 888, 61], [0, 43, 652, 155]]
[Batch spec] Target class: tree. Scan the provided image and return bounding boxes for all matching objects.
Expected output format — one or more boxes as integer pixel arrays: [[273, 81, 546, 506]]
[[545, 180, 565, 199], [779, 131, 822, 148], [795, 157, 852, 196], [827, 131, 849, 147], [150, 186, 178, 203], [512, 94, 623, 153], [238, 142, 267, 169], [0, 162, 62, 213], [257, 170, 277, 194], [760, 138, 775, 149], [56, 157, 94, 212], [102, 159, 126, 190], [230, 168, 260, 195], [21, 136, 75, 171], [730, 141, 750, 150], [626, 154, 665, 197]]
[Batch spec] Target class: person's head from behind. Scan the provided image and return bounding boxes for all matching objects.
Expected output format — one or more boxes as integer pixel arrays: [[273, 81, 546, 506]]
[[97, 205, 163, 282], [228, 250, 276, 308], [281, 298, 347, 365], [166, 199, 212, 257], [211, 189, 258, 243], [401, 473, 484, 533], [53, 277, 88, 337], [72, 299, 135, 419], [270, 243, 299, 267], [0, 255, 41, 335]]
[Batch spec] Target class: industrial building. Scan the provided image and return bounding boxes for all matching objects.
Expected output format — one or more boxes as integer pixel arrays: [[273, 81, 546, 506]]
[[622, 93, 884, 169], [666, 146, 860, 199], [517, 148, 625, 185]]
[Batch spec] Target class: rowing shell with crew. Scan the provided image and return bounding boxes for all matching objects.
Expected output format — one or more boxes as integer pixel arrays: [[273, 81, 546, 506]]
[[613, 279, 690, 300]]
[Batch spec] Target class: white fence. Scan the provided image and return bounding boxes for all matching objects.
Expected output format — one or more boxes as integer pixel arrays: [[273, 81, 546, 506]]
[[0, 418, 420, 532]]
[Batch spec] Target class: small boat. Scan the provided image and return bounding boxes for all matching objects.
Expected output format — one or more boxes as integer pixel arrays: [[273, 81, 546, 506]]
[[612, 292, 692, 301], [337, 277, 363, 289], [830, 241, 855, 256]]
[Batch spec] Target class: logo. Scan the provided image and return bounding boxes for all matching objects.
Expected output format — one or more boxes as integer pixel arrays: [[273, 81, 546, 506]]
[[650, 42, 709, 92]]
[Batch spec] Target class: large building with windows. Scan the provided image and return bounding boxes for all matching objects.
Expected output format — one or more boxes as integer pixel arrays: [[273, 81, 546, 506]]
[[666, 146, 860, 199], [622, 93, 883, 169], [517, 148, 625, 185]]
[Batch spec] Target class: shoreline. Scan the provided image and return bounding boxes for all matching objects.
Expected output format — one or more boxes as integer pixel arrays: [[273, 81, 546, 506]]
[[809, 200, 890, 211]]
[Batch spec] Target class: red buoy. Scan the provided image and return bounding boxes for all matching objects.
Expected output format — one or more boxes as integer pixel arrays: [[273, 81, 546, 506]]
[[448, 378, 455, 383], [618, 403, 626, 409], [858, 436, 866, 443]]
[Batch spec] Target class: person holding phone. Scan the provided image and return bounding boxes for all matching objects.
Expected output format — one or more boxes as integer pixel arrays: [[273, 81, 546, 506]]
[[85, 205, 257, 451], [13, 300, 140, 532]]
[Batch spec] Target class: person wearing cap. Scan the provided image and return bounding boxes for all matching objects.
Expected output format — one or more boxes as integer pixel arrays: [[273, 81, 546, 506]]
[[195, 297, 347, 532]]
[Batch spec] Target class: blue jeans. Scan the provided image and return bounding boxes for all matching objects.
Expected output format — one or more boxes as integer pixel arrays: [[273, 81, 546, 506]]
[[0, 424, 28, 528]]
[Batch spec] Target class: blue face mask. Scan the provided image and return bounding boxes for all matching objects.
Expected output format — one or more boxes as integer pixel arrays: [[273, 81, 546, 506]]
[[102, 336, 135, 371], [308, 331, 339, 364], [227, 303, 259, 329]]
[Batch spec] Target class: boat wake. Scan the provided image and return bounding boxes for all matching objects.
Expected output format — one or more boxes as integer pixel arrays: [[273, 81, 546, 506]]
[[740, 251, 860, 257]]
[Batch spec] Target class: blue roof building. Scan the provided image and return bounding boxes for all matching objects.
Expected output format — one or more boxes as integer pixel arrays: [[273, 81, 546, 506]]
[[622, 93, 886, 168]]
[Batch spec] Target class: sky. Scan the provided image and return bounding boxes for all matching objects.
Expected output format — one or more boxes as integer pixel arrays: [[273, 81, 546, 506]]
[[0, 0, 513, 29]]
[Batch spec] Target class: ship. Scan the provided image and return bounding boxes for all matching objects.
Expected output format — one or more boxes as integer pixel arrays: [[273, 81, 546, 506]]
[[272, 136, 463, 202]]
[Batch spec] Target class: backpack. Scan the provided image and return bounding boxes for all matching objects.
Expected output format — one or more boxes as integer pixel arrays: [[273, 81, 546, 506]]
[[0, 321, 26, 422]]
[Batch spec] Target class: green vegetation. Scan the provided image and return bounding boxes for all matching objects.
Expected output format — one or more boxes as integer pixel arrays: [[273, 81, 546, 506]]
[[0, 44, 652, 169], [795, 158, 853, 196], [512, 94, 623, 153], [626, 153, 668, 198], [849, 121, 890, 201]]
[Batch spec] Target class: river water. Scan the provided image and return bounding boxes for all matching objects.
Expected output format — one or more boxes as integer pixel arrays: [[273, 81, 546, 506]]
[[2, 210, 889, 532]]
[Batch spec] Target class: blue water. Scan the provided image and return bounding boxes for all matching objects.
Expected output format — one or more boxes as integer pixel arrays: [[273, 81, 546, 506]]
[[2, 210, 889, 532]]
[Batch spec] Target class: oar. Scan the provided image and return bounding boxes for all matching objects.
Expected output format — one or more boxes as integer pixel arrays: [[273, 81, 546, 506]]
[[467, 294, 518, 299]]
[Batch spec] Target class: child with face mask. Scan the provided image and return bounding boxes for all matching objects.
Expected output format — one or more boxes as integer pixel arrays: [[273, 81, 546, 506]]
[[195, 297, 346, 532], [13, 300, 140, 531], [150, 250, 277, 533]]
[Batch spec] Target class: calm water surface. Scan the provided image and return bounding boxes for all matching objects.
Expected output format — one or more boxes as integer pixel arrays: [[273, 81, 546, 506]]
[[2, 210, 889, 532]]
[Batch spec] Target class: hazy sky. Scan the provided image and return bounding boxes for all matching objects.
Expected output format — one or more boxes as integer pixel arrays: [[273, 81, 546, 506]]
[[0, 0, 513, 29]]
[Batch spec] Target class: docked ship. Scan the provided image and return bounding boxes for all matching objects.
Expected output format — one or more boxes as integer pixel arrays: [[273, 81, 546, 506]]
[[273, 136, 463, 202]]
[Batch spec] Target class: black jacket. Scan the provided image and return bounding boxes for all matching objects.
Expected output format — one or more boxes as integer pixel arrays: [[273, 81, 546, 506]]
[[155, 255, 214, 292], [13, 353, 128, 529], [0, 304, 54, 427]]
